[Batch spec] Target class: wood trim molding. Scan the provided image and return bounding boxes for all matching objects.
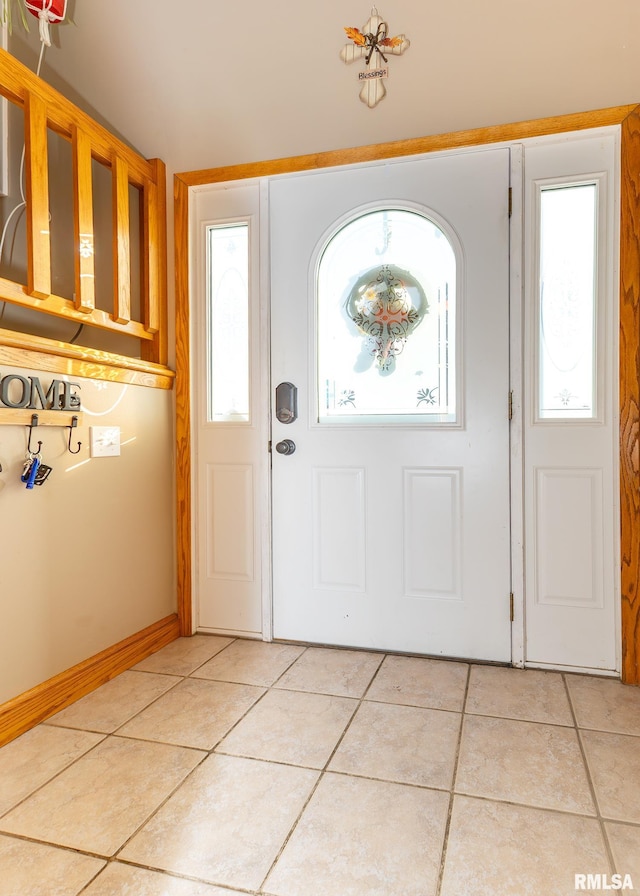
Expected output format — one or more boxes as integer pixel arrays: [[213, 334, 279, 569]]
[[620, 107, 640, 684], [178, 106, 637, 188], [0, 408, 83, 425], [0, 276, 155, 341], [0, 614, 180, 748], [0, 329, 175, 389], [143, 158, 169, 367], [175, 104, 640, 683], [175, 175, 193, 636]]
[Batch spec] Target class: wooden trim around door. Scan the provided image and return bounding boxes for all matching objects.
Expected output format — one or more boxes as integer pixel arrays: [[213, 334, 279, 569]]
[[620, 106, 640, 684], [175, 105, 640, 683], [175, 175, 193, 636]]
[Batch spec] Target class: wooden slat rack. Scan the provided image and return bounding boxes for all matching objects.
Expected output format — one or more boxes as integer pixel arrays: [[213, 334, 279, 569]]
[[0, 48, 171, 387]]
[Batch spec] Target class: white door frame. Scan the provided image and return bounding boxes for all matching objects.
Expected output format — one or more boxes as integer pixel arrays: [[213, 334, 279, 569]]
[[509, 144, 526, 667]]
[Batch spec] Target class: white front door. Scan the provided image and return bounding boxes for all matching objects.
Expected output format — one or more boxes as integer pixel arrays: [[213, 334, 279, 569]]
[[270, 148, 513, 661]]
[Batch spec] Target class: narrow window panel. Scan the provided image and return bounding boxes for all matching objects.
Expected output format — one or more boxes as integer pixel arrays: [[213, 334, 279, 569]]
[[317, 209, 457, 424], [538, 184, 597, 420], [207, 223, 250, 423]]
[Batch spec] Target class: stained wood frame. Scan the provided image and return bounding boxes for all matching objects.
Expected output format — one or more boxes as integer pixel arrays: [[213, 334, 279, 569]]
[[0, 48, 172, 388], [175, 105, 640, 684]]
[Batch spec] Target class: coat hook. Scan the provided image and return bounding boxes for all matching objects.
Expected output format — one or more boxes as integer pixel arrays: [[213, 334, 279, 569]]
[[27, 414, 43, 455], [67, 416, 82, 454]]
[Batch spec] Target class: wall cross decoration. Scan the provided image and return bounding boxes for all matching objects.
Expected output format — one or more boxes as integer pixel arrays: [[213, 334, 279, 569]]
[[340, 7, 410, 108]]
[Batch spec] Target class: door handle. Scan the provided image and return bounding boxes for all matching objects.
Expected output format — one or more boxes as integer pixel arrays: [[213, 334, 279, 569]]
[[275, 439, 296, 455]]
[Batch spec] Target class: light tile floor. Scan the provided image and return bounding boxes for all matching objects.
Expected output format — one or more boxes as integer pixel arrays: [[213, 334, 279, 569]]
[[1, 636, 640, 896]]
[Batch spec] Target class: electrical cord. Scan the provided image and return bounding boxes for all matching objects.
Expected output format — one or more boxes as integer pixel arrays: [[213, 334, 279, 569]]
[[1, 39, 47, 255], [68, 323, 84, 343]]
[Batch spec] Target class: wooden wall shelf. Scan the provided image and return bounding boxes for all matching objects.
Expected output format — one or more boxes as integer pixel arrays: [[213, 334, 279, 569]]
[[0, 409, 83, 426]]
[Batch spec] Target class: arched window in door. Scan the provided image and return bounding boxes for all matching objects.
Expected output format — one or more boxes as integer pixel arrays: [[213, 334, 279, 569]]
[[316, 207, 458, 423]]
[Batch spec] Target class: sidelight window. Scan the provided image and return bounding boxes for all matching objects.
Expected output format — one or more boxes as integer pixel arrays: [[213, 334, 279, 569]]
[[537, 183, 598, 420], [206, 222, 250, 423]]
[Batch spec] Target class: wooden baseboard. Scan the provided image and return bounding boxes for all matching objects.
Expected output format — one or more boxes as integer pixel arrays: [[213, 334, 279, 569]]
[[0, 614, 180, 748]]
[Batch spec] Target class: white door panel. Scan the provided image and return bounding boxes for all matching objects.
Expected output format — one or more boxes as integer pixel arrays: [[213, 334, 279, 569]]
[[192, 183, 267, 637], [270, 149, 512, 661], [522, 132, 620, 671]]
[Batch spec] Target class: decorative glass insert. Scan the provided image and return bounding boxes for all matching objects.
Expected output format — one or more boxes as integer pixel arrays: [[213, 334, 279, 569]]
[[206, 223, 250, 423], [346, 264, 428, 373], [317, 209, 456, 422], [538, 184, 597, 420]]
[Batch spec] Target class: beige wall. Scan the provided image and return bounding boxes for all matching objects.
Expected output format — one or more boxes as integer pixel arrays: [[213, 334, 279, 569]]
[[0, 367, 175, 704]]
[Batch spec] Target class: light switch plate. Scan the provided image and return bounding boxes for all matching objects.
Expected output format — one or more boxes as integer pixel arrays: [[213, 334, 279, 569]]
[[90, 426, 121, 457]]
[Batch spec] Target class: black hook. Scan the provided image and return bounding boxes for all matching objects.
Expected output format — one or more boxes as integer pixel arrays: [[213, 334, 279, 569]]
[[67, 416, 82, 454], [27, 414, 43, 455]]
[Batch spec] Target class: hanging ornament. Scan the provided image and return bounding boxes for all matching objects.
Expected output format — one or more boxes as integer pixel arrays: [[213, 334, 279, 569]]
[[24, 0, 68, 46], [345, 264, 427, 374], [340, 7, 410, 108]]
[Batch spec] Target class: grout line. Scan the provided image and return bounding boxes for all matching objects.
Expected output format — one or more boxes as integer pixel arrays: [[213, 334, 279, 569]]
[[269, 644, 311, 687], [0, 829, 110, 861], [320, 662, 384, 771], [123, 667, 188, 679], [0, 731, 109, 822], [204, 686, 275, 755], [254, 757, 321, 889], [78, 854, 259, 896], [111, 746, 210, 862], [107, 732, 210, 755], [107, 674, 188, 737], [359, 651, 387, 700], [136, 635, 240, 679], [182, 637, 239, 676], [188, 656, 308, 691], [255, 650, 385, 893], [74, 860, 109, 896], [569, 724, 640, 738], [110, 682, 270, 756], [562, 672, 618, 876], [434, 662, 471, 896], [460, 709, 576, 729], [431, 789, 614, 823]]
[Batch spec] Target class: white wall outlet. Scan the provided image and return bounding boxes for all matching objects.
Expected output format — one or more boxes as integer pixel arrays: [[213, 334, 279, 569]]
[[90, 426, 121, 457]]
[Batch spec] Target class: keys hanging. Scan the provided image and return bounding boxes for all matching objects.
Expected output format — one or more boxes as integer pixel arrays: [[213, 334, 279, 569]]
[[21, 451, 52, 489]]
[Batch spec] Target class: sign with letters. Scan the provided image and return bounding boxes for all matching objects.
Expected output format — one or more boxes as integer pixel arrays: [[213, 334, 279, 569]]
[[0, 372, 82, 412]]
